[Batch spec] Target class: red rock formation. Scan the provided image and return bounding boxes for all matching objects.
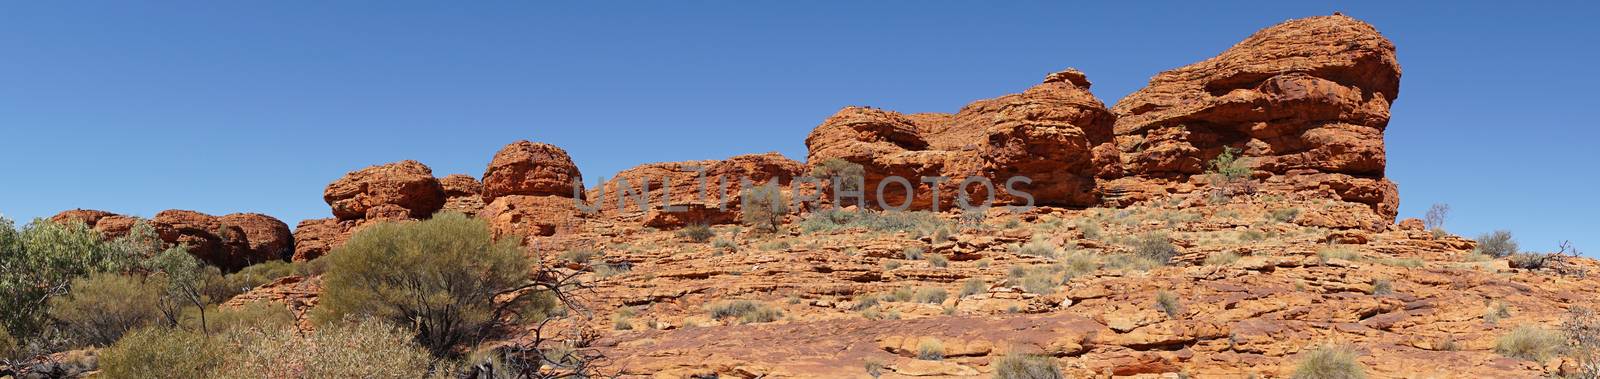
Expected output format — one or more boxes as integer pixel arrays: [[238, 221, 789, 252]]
[[477, 141, 587, 241], [805, 68, 1114, 210], [50, 209, 292, 272], [439, 174, 486, 215], [589, 152, 805, 228], [1109, 15, 1401, 219], [323, 160, 446, 221], [482, 141, 584, 203]]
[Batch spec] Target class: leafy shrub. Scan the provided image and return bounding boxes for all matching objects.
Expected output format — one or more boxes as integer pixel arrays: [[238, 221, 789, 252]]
[[812, 158, 865, 192], [864, 359, 885, 378], [740, 185, 788, 233], [1475, 230, 1518, 258], [1, 218, 155, 343], [204, 260, 306, 302], [851, 294, 881, 311], [0, 325, 16, 359], [313, 213, 544, 357], [1495, 325, 1565, 361], [926, 254, 948, 268], [1154, 291, 1181, 318], [705, 300, 782, 324], [712, 238, 738, 253], [1316, 246, 1360, 264], [47, 273, 164, 347], [1205, 146, 1254, 200], [916, 338, 944, 361], [1131, 232, 1177, 265], [960, 278, 986, 297], [99, 327, 221, 379], [992, 353, 1063, 379], [677, 224, 715, 243], [1291, 345, 1366, 379], [1018, 269, 1061, 295], [187, 301, 295, 333], [213, 317, 433, 378]]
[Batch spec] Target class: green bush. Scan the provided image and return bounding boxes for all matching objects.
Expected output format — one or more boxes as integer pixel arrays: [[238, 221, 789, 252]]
[[705, 300, 781, 324], [1291, 345, 1366, 379], [1475, 230, 1518, 258], [0, 325, 16, 359], [992, 353, 1063, 379], [313, 213, 545, 357], [812, 158, 865, 192], [1016, 237, 1057, 258], [913, 287, 948, 304], [204, 260, 308, 302], [47, 272, 164, 347], [99, 327, 221, 379], [677, 224, 715, 243], [213, 317, 433, 378], [916, 338, 944, 360], [1495, 325, 1565, 361], [184, 301, 295, 334], [740, 186, 788, 233], [712, 237, 738, 253], [1, 218, 155, 342]]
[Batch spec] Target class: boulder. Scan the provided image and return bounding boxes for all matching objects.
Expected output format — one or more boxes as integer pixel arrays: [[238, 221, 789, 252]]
[[50, 209, 291, 272], [478, 195, 581, 242], [49, 208, 142, 237], [439, 174, 486, 215], [1110, 14, 1401, 219], [217, 213, 293, 261], [589, 152, 805, 228], [804, 68, 1113, 210], [482, 141, 584, 203], [323, 160, 446, 221]]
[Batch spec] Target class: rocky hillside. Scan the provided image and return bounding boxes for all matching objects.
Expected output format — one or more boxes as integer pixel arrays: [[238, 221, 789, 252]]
[[44, 14, 1599, 378]]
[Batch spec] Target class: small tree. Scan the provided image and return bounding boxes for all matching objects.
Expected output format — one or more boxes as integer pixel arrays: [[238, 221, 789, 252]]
[[313, 212, 550, 357], [1423, 203, 1450, 231], [0, 218, 151, 347], [811, 158, 865, 192], [740, 185, 788, 233], [145, 246, 218, 335], [1475, 230, 1519, 258], [47, 273, 164, 347], [1204, 146, 1254, 201]]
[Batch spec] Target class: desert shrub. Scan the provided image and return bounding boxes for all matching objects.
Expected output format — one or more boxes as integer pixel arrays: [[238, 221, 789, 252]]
[[1475, 230, 1518, 258], [913, 287, 948, 304], [98, 327, 221, 379], [1103, 254, 1163, 272], [204, 260, 304, 302], [594, 262, 632, 278], [884, 261, 903, 270], [712, 238, 738, 253], [1423, 203, 1450, 231], [960, 278, 986, 297], [1131, 232, 1177, 265], [960, 207, 988, 226], [313, 213, 544, 357], [927, 254, 949, 268], [889, 287, 916, 302], [558, 247, 597, 264], [47, 273, 164, 347], [186, 301, 295, 334], [992, 353, 1063, 379], [213, 317, 433, 378], [1484, 301, 1513, 324], [1495, 325, 1565, 361], [1317, 246, 1360, 263], [677, 224, 715, 243], [1016, 237, 1057, 258], [144, 246, 221, 335], [1562, 307, 1600, 379], [1371, 279, 1393, 296], [1018, 269, 1061, 295], [916, 338, 944, 361], [1154, 291, 1182, 318], [0, 218, 155, 343], [864, 359, 885, 378], [1239, 229, 1267, 241], [740, 185, 788, 233], [1291, 345, 1366, 379], [1508, 252, 1556, 270], [812, 158, 865, 192], [0, 325, 16, 359], [851, 294, 881, 311], [1204, 252, 1241, 266], [800, 209, 946, 234], [1269, 208, 1301, 223], [903, 247, 925, 260], [1205, 146, 1254, 201], [705, 300, 781, 324]]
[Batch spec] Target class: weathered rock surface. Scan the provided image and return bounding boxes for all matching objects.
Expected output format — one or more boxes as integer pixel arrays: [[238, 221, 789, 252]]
[[49, 208, 143, 237], [482, 141, 584, 203], [49, 209, 291, 272], [323, 160, 446, 221], [1110, 14, 1401, 219], [589, 152, 805, 228], [439, 174, 487, 215], [805, 68, 1114, 210]]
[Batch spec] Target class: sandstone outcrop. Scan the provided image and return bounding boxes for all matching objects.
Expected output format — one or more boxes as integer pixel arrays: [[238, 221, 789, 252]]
[[323, 160, 446, 221], [49, 209, 291, 272], [589, 152, 805, 228], [805, 68, 1115, 210], [439, 174, 487, 215], [1109, 14, 1401, 219], [478, 141, 587, 241]]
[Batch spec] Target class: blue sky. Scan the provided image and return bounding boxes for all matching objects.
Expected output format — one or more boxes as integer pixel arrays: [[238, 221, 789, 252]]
[[2, 2, 1595, 253]]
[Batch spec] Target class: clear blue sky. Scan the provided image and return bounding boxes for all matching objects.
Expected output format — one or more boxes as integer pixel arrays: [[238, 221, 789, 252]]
[[2, 2, 1595, 253]]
